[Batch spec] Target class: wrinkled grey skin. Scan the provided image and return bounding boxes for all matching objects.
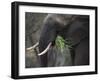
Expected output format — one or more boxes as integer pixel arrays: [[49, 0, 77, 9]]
[[39, 14, 89, 67]]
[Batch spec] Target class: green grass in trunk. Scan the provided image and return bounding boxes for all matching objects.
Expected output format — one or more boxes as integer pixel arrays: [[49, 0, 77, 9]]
[[55, 35, 72, 52]]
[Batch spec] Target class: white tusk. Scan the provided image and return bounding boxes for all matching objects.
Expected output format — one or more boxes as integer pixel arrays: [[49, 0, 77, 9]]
[[26, 42, 39, 51], [38, 42, 52, 56]]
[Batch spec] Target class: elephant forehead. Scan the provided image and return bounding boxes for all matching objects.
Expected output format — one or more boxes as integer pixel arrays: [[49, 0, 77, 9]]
[[53, 15, 73, 26], [45, 14, 77, 27]]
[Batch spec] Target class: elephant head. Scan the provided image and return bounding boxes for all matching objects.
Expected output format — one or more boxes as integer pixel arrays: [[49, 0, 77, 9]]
[[38, 14, 77, 67]]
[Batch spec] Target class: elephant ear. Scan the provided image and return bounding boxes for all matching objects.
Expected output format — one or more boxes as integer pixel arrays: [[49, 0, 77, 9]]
[[66, 19, 89, 46]]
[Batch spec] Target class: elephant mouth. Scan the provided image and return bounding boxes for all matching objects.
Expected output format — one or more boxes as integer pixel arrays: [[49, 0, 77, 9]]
[[26, 36, 69, 56]]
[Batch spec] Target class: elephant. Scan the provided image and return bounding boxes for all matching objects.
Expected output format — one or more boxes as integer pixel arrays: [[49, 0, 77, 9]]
[[38, 14, 89, 67]]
